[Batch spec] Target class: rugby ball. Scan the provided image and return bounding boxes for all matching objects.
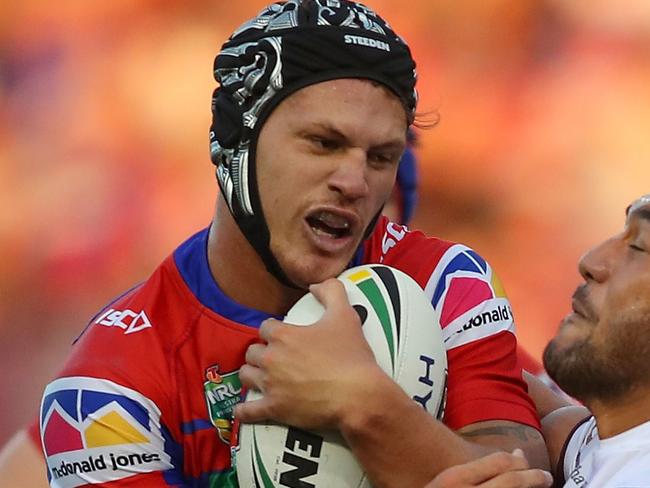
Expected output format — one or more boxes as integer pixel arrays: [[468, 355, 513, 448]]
[[236, 264, 448, 488]]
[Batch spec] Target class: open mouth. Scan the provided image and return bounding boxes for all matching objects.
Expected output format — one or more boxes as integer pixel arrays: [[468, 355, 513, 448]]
[[306, 210, 353, 239]]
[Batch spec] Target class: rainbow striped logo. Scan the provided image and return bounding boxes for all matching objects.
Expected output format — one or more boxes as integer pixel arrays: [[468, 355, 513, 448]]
[[344, 266, 402, 374]]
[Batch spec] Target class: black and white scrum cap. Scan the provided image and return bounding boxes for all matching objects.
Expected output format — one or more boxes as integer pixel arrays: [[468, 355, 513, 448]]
[[209, 0, 418, 287]]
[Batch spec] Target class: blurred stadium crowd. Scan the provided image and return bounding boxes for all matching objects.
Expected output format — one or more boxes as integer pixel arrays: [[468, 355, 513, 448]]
[[1, 0, 650, 446]]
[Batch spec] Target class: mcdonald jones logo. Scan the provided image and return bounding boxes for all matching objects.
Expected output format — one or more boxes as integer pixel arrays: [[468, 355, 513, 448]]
[[40, 377, 172, 487]]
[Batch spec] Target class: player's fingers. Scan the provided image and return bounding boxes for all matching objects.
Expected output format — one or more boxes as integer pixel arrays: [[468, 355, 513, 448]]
[[468, 450, 530, 483], [234, 397, 270, 423], [258, 318, 283, 343], [449, 451, 531, 484], [245, 343, 267, 368], [238, 363, 265, 392], [480, 468, 553, 488], [427, 451, 552, 488]]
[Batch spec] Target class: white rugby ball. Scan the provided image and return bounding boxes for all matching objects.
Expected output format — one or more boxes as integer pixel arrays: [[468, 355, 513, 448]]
[[236, 264, 447, 488]]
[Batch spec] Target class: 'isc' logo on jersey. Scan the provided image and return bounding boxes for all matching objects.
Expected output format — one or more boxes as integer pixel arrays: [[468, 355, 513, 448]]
[[94, 308, 153, 335], [40, 377, 172, 487]]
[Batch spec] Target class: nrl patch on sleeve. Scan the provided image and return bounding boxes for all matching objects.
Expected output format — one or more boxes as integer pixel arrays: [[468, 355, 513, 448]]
[[40, 377, 173, 487]]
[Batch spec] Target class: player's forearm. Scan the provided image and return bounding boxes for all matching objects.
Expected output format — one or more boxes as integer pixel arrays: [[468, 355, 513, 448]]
[[458, 420, 550, 472], [523, 370, 573, 419], [337, 372, 501, 487], [540, 405, 591, 474]]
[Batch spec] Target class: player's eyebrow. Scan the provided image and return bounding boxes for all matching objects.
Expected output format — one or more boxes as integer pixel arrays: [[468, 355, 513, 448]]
[[307, 122, 348, 141], [303, 122, 406, 152]]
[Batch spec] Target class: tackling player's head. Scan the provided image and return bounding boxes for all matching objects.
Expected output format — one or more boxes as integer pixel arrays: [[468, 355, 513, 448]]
[[543, 194, 650, 405], [209, 0, 417, 288]]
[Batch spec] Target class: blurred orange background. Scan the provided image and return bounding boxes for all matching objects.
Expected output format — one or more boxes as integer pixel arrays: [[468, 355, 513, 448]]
[[1, 0, 649, 446]]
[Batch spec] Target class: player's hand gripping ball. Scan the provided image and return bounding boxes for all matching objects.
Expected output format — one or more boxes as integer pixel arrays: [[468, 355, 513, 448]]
[[236, 264, 448, 488]]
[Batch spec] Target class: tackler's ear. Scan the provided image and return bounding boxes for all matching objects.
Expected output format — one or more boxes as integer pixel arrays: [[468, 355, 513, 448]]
[[210, 88, 244, 153]]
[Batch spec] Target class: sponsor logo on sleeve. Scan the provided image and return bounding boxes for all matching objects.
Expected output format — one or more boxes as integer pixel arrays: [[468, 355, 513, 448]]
[[424, 245, 515, 350], [441, 297, 515, 349], [40, 377, 172, 487]]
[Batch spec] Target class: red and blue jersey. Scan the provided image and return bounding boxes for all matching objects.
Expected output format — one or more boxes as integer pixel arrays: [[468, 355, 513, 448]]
[[39, 217, 538, 486]]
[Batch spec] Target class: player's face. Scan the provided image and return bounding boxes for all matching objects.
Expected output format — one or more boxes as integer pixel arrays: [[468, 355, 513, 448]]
[[544, 197, 650, 403], [256, 79, 407, 288]]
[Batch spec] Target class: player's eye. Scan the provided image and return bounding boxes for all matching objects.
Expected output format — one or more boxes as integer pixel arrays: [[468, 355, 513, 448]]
[[310, 136, 340, 151], [629, 243, 647, 253], [368, 151, 398, 167]]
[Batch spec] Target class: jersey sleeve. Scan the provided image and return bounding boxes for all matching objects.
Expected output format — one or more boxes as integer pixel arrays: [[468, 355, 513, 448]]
[[38, 279, 187, 487], [422, 243, 540, 430], [557, 416, 593, 486], [365, 219, 540, 432]]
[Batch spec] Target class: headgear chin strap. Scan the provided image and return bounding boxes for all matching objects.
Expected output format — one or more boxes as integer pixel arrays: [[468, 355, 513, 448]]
[[210, 0, 418, 288]]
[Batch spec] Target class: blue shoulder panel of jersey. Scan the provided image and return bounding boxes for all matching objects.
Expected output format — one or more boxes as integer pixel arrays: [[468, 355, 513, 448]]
[[173, 227, 278, 328]]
